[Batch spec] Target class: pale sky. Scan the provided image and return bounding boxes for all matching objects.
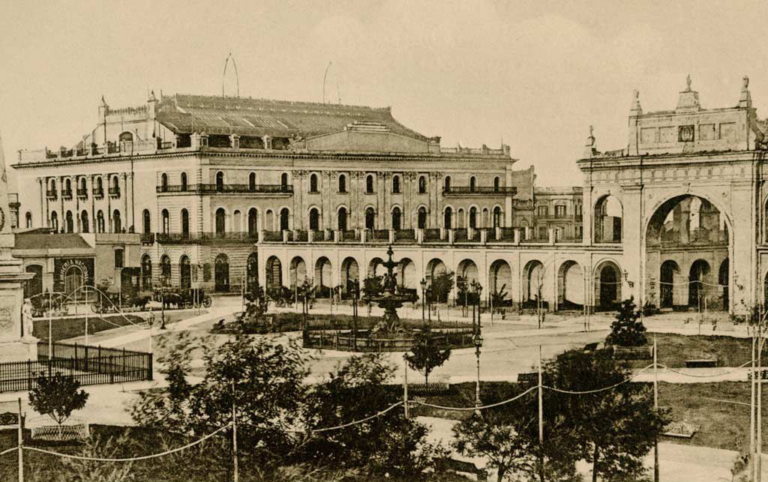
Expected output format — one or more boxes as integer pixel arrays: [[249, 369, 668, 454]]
[[1, 0, 766, 186]]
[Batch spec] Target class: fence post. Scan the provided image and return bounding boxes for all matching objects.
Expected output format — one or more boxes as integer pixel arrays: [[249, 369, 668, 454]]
[[26, 360, 32, 391], [52, 341, 56, 360], [122, 348, 126, 379], [98, 346, 102, 374], [74, 343, 78, 372], [85, 345, 89, 372], [147, 352, 153, 381], [109, 355, 114, 384]]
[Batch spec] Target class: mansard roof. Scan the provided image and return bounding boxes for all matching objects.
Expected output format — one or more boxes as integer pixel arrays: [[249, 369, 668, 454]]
[[156, 94, 429, 141]]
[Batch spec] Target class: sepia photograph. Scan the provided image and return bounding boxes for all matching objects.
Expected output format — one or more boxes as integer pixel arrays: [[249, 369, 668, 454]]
[[1, 1, 768, 480]]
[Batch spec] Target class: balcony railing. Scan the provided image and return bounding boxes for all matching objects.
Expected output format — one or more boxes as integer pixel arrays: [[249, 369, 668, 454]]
[[155, 232, 259, 244], [77, 188, 87, 199], [46, 190, 57, 200], [108, 187, 121, 198], [443, 186, 517, 196], [156, 184, 294, 194], [93, 187, 104, 198], [61, 189, 73, 200]]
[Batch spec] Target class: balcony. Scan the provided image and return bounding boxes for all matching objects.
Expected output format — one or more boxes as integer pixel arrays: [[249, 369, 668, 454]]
[[46, 190, 57, 200], [93, 187, 104, 199], [77, 188, 88, 199], [108, 187, 121, 198], [140, 233, 155, 245], [155, 232, 259, 245], [443, 186, 517, 196], [156, 184, 294, 195], [61, 189, 73, 200]]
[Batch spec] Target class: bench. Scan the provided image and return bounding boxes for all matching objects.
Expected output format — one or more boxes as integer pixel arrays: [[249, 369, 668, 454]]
[[685, 359, 718, 368]]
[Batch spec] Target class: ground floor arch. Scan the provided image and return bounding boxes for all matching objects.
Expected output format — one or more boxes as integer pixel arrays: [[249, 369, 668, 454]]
[[594, 260, 621, 311], [290, 256, 307, 288], [315, 257, 332, 298], [523, 260, 545, 307], [266, 256, 283, 291], [398, 258, 418, 290], [688, 259, 712, 310], [214, 254, 230, 292], [659, 260, 681, 309], [340, 257, 360, 298], [557, 260, 584, 310]]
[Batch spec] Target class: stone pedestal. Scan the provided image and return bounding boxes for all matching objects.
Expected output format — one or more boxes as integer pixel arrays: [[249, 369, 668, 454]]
[[0, 237, 36, 361], [0, 338, 37, 363]]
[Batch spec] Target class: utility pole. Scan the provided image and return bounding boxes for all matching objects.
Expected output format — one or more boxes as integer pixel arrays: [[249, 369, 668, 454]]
[[538, 345, 545, 482], [403, 354, 409, 419], [653, 336, 659, 482], [232, 383, 238, 482], [17, 397, 23, 482], [758, 320, 763, 482], [752, 332, 757, 481]]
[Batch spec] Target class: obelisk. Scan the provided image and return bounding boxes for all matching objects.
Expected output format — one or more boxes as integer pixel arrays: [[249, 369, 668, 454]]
[[0, 130, 36, 362]]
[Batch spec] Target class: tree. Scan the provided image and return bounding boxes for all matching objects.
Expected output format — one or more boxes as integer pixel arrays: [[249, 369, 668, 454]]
[[606, 297, 648, 347], [405, 328, 451, 384], [430, 271, 455, 304], [301, 353, 447, 479], [545, 349, 669, 482], [362, 275, 384, 300], [29, 371, 89, 428]]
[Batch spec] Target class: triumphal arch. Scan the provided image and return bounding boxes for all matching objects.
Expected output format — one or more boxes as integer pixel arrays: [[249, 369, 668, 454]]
[[580, 75, 768, 315]]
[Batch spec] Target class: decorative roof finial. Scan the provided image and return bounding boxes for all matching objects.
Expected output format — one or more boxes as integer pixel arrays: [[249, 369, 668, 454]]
[[743, 75, 750, 90], [685, 74, 692, 92], [631, 89, 643, 114], [589, 125, 594, 139]]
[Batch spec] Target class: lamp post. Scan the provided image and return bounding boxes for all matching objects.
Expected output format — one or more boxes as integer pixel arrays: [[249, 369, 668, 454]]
[[352, 278, 360, 350], [474, 332, 483, 411], [420, 278, 427, 323], [426, 287, 432, 324]]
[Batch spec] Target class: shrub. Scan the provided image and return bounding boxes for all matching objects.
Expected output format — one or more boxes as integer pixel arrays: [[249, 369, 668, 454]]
[[606, 297, 648, 347]]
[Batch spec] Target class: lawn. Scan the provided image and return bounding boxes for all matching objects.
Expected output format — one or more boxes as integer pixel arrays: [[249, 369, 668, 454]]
[[627, 333, 753, 368], [32, 311, 197, 343]]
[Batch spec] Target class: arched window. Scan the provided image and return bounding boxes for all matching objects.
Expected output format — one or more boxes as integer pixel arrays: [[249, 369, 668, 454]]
[[114, 248, 124, 268], [470, 177, 477, 193], [79, 177, 87, 195], [493, 206, 502, 228], [418, 207, 427, 229], [248, 208, 258, 236], [180, 256, 191, 290], [392, 207, 402, 231], [112, 176, 119, 190], [50, 211, 58, 231], [309, 208, 320, 230], [392, 175, 401, 194], [365, 207, 375, 230], [494, 177, 500, 192], [64, 179, 72, 195], [180, 172, 188, 192], [280, 208, 290, 231], [25, 212, 32, 228], [216, 172, 224, 192], [81, 211, 89, 233], [215, 208, 226, 235], [49, 179, 57, 192], [161, 209, 170, 235], [96, 211, 104, 233], [469, 207, 477, 228], [249, 172, 257, 191], [142, 209, 151, 234], [181, 209, 189, 236], [281, 173, 289, 189], [366, 175, 375, 194], [65, 211, 74, 233], [310, 173, 319, 193], [160, 173, 168, 192], [419, 176, 427, 194], [95, 177, 103, 197], [141, 255, 152, 290], [119, 132, 134, 143], [160, 255, 171, 287], [444, 207, 453, 229], [338, 174, 347, 193], [338, 207, 348, 231], [444, 176, 451, 192]]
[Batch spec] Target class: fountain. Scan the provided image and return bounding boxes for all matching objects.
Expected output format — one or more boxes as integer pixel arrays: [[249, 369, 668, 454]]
[[366, 245, 417, 333]]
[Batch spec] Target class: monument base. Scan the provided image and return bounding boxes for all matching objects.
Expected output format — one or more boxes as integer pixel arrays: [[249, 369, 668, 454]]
[[0, 338, 38, 363]]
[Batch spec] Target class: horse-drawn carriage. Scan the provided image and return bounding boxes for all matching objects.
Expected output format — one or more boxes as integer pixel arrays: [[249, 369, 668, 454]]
[[268, 286, 296, 308], [155, 288, 213, 310]]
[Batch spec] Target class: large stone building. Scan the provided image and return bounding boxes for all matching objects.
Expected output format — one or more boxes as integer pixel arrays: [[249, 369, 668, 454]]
[[11, 75, 768, 315]]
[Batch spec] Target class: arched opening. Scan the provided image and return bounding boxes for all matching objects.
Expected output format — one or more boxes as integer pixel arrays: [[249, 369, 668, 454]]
[[216, 172, 225, 192], [161, 173, 168, 192], [281, 173, 289, 189], [398, 258, 417, 290], [426, 259, 449, 303], [341, 257, 359, 298], [368, 257, 385, 278], [50, 211, 59, 231], [338, 174, 347, 193], [248, 208, 258, 237], [161, 209, 170, 235], [80, 211, 89, 233], [418, 207, 427, 229], [419, 176, 427, 194], [494, 177, 500, 192], [280, 208, 290, 231], [523, 260, 546, 308], [249, 172, 256, 191], [63, 264, 84, 298], [290, 257, 307, 289], [392, 207, 402, 231], [646, 194, 730, 312], [142, 210, 151, 234], [266, 256, 283, 291], [181, 209, 190, 236], [64, 179, 72, 196], [25, 212, 32, 228], [119, 132, 134, 143], [366, 175, 375, 194], [557, 261, 584, 310], [457, 259, 479, 284], [310, 173, 319, 193], [181, 172, 188, 192], [659, 260, 681, 309], [246, 253, 258, 295], [309, 208, 320, 231], [594, 195, 623, 243], [469, 207, 478, 229], [365, 207, 376, 230], [457, 209, 465, 229], [493, 206, 502, 228], [79, 177, 87, 194], [489, 260, 512, 303], [96, 211, 104, 233], [112, 210, 122, 233], [470, 176, 477, 193], [689, 259, 712, 311], [233, 210, 241, 232], [112, 176, 120, 191], [95, 177, 103, 195], [444, 176, 451, 192], [392, 175, 401, 194], [482, 208, 490, 229], [595, 261, 621, 312], [24, 265, 43, 299], [214, 253, 230, 292], [160, 255, 172, 287], [338, 207, 348, 231], [180, 256, 191, 290], [315, 257, 332, 298], [65, 211, 74, 233], [141, 255, 152, 290], [444, 207, 452, 229], [215, 208, 226, 235]]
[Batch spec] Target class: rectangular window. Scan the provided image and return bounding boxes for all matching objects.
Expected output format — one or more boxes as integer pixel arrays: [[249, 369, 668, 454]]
[[537, 206, 548, 217], [538, 227, 548, 239], [114, 249, 124, 269], [555, 205, 567, 218]]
